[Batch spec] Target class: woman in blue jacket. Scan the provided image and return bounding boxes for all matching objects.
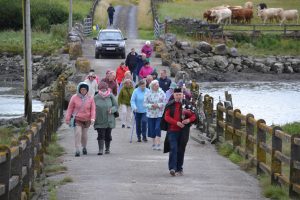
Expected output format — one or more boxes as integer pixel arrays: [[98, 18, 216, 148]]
[[130, 79, 150, 142]]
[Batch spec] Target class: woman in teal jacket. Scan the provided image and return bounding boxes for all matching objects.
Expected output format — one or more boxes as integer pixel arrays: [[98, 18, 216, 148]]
[[94, 81, 118, 155]]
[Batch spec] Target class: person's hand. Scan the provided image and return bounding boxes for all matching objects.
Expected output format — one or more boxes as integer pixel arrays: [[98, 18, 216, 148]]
[[108, 108, 112, 114], [182, 119, 190, 125], [177, 121, 185, 128], [91, 119, 95, 126], [66, 121, 70, 125]]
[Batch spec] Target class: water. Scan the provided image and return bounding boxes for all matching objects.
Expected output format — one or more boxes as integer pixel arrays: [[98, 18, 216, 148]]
[[0, 90, 44, 119], [200, 81, 300, 125]]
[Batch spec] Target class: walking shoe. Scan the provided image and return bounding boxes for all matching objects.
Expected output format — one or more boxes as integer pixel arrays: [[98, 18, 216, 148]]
[[82, 147, 87, 155], [137, 138, 142, 142], [169, 169, 176, 176], [175, 171, 184, 176], [156, 144, 161, 151], [97, 152, 103, 155], [152, 144, 156, 150], [75, 151, 80, 157], [127, 126, 131, 129], [122, 124, 125, 128], [105, 149, 110, 154], [142, 137, 148, 142]]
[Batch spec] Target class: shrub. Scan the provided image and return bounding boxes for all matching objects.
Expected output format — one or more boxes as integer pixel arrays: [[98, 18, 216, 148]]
[[34, 17, 50, 32], [50, 24, 68, 40], [0, 0, 22, 30]]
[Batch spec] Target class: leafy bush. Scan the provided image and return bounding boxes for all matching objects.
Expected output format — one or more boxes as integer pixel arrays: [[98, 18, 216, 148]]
[[34, 17, 50, 32], [50, 24, 68, 40], [0, 0, 22, 30]]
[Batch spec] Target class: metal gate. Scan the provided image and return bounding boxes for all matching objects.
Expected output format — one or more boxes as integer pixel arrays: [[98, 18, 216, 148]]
[[83, 17, 92, 36]]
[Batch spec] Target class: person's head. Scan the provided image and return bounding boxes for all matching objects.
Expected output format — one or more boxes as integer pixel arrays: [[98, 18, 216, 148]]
[[131, 48, 135, 53], [120, 62, 126, 67], [160, 69, 167, 79], [124, 71, 132, 80], [144, 61, 150, 66], [138, 79, 146, 91], [124, 79, 132, 88], [109, 3, 112, 6], [151, 70, 158, 80], [90, 69, 95, 73], [78, 82, 89, 96], [106, 70, 112, 78], [173, 88, 183, 102], [98, 81, 108, 92], [145, 41, 151, 46], [146, 75, 153, 83], [88, 72, 96, 80], [150, 80, 159, 92], [141, 53, 147, 59], [108, 71, 115, 81], [169, 82, 177, 91]]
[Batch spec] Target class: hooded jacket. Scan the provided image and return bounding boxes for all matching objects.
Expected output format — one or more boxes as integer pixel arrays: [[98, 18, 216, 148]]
[[66, 82, 96, 123], [143, 84, 166, 118]]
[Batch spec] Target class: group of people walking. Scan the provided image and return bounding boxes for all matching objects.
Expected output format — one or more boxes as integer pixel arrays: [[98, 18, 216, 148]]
[[65, 40, 199, 176]]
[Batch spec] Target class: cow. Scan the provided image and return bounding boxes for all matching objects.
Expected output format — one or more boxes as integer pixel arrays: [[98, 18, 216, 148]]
[[244, 1, 253, 9], [278, 9, 299, 25], [231, 8, 253, 24], [257, 3, 267, 10], [203, 10, 216, 23], [210, 8, 232, 24], [258, 8, 284, 24]]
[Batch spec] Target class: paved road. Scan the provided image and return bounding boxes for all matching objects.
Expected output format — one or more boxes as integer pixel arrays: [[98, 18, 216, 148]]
[[55, 5, 265, 200]]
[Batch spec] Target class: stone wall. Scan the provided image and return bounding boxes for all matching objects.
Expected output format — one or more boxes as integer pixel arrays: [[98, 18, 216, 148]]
[[155, 33, 300, 81]]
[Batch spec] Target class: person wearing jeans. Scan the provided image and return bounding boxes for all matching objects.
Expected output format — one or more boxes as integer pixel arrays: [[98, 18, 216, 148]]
[[163, 87, 196, 176], [144, 80, 166, 150], [130, 80, 149, 142]]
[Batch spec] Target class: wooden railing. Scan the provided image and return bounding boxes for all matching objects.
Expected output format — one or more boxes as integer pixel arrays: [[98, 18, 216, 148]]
[[0, 75, 66, 200], [215, 102, 300, 198]]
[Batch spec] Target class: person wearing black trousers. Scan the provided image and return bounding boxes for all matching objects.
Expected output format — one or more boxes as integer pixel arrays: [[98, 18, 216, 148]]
[[107, 3, 115, 26]]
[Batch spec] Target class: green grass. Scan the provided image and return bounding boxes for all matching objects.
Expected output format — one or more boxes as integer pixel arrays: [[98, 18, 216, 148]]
[[259, 174, 290, 200], [157, 0, 300, 23], [0, 30, 65, 55], [281, 122, 300, 135], [0, 127, 14, 145], [47, 176, 73, 200], [138, 28, 155, 40]]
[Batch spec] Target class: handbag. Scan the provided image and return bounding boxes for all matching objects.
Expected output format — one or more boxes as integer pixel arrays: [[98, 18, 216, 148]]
[[69, 99, 87, 128], [113, 111, 119, 118]]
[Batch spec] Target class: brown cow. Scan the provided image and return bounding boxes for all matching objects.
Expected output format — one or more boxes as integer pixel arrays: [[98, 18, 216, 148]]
[[231, 8, 253, 24], [203, 10, 216, 23]]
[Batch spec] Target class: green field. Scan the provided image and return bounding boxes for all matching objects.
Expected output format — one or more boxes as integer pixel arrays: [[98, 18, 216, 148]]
[[158, 0, 300, 24]]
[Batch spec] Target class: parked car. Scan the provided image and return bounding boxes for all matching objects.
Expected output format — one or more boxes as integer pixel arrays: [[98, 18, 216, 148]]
[[94, 28, 127, 59]]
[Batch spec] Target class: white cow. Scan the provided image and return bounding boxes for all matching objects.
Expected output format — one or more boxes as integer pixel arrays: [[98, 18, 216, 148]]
[[278, 9, 299, 25], [211, 8, 232, 24], [258, 8, 284, 24], [244, 2, 253, 9]]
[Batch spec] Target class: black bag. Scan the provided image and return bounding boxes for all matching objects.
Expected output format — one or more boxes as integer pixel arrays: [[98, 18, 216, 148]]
[[160, 100, 175, 131], [113, 111, 119, 118]]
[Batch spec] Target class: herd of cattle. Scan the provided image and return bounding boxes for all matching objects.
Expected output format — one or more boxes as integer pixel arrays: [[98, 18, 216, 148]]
[[203, 2, 299, 25]]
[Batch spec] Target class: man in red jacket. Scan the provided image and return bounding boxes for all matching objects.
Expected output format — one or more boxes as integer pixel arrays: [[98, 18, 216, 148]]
[[163, 87, 197, 176]]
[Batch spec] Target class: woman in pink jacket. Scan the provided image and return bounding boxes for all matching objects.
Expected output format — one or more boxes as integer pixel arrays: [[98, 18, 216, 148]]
[[141, 41, 153, 58], [139, 61, 154, 79], [66, 82, 96, 157]]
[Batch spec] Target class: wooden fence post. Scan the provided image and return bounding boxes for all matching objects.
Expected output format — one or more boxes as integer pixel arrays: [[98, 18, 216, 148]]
[[246, 114, 255, 158], [290, 134, 300, 198], [233, 109, 241, 148], [225, 106, 233, 141], [271, 126, 282, 185], [216, 102, 224, 142], [9, 145, 22, 200], [256, 119, 267, 175], [0, 145, 11, 200]]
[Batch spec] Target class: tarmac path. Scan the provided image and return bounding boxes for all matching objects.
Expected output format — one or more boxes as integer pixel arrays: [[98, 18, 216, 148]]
[[55, 5, 265, 200]]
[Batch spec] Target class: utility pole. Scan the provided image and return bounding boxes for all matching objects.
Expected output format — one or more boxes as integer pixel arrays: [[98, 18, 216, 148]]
[[23, 0, 32, 124], [69, 0, 73, 31]]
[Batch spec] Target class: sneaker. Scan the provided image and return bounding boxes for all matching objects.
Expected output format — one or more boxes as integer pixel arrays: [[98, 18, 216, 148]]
[[137, 138, 142, 142], [127, 126, 131, 129], [122, 124, 125, 128], [152, 144, 156, 150], [105, 149, 110, 154], [175, 171, 184, 176], [75, 151, 80, 157], [142, 137, 148, 142], [156, 144, 161, 151], [82, 147, 87, 155], [169, 169, 176, 176]]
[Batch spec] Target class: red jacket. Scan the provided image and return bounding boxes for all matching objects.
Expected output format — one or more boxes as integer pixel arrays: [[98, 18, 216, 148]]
[[116, 66, 129, 84], [164, 102, 196, 132]]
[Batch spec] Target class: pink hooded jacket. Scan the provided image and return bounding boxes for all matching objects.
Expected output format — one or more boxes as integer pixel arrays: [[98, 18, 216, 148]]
[[66, 82, 96, 123], [139, 65, 153, 79], [141, 45, 153, 58]]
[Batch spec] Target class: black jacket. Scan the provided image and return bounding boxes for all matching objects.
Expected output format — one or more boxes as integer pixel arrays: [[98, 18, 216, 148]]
[[107, 6, 115, 17], [125, 52, 138, 71]]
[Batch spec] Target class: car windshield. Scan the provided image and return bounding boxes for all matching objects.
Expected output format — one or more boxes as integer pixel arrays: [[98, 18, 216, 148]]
[[98, 32, 123, 41]]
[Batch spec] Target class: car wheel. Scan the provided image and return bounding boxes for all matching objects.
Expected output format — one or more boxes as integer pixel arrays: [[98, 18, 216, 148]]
[[95, 51, 100, 59], [121, 51, 126, 59]]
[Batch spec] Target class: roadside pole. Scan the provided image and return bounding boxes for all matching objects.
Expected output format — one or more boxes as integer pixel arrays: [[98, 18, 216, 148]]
[[69, 0, 73, 31], [23, 0, 32, 124]]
